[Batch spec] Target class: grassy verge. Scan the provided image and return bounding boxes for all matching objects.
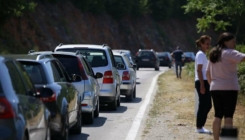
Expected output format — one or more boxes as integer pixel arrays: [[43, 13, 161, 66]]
[[142, 68, 245, 140]]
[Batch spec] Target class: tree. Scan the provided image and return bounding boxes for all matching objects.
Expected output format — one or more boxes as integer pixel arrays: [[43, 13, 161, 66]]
[[183, 0, 245, 36]]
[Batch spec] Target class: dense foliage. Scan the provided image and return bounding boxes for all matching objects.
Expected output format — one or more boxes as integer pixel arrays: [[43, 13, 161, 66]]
[[183, 0, 245, 41]]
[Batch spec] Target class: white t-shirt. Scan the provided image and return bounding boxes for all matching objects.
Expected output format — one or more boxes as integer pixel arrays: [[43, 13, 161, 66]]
[[195, 50, 208, 81]]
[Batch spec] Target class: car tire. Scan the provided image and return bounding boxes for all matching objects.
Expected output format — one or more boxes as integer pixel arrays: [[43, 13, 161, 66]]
[[61, 113, 69, 140], [133, 87, 136, 98], [137, 67, 139, 70], [109, 98, 117, 111], [86, 111, 94, 124], [155, 67, 159, 71], [23, 134, 28, 140], [94, 99, 99, 118], [126, 90, 133, 101], [72, 107, 82, 134], [117, 95, 120, 107]]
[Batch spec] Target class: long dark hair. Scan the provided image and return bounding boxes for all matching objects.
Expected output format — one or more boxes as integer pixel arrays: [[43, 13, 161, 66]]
[[209, 32, 235, 63]]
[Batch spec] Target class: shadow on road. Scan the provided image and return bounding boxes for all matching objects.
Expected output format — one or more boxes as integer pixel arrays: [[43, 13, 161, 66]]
[[69, 133, 89, 140], [136, 81, 141, 84], [100, 105, 127, 113], [120, 97, 142, 103], [83, 116, 107, 127]]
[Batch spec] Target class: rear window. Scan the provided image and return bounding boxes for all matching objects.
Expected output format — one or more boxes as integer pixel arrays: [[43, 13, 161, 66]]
[[114, 56, 126, 69], [19, 62, 47, 84], [138, 51, 155, 58], [52, 55, 80, 75], [56, 48, 108, 67]]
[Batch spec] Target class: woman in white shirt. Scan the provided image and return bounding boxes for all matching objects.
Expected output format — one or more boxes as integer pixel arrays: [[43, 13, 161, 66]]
[[195, 35, 212, 133]]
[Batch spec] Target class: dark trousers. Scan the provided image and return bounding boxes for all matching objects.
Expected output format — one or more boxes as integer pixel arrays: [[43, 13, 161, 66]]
[[195, 80, 212, 128], [175, 61, 182, 78]]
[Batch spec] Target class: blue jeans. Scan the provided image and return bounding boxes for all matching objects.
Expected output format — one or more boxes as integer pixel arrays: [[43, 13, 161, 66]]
[[175, 61, 182, 78]]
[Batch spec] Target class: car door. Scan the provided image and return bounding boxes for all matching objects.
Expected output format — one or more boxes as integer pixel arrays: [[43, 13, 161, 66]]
[[53, 60, 78, 125], [81, 57, 99, 104], [108, 49, 121, 86], [124, 56, 136, 85], [5, 60, 46, 140]]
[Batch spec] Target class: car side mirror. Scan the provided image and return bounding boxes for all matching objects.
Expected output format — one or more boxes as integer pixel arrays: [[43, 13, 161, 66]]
[[71, 74, 83, 82], [116, 63, 125, 70], [95, 72, 103, 79]]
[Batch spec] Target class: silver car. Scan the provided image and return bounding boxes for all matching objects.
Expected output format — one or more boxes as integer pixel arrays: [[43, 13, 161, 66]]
[[28, 51, 103, 124], [113, 52, 136, 101], [55, 44, 121, 111]]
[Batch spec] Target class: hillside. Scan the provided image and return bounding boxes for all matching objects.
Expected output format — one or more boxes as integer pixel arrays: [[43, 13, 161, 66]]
[[0, 1, 219, 54]]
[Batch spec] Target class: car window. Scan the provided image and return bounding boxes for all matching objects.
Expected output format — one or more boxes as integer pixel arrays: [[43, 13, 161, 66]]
[[56, 48, 108, 67], [123, 56, 131, 67], [5, 61, 27, 95], [138, 51, 154, 58], [108, 49, 116, 67], [80, 57, 92, 76], [51, 61, 66, 82], [52, 54, 80, 75], [114, 56, 126, 66], [15, 62, 36, 93], [19, 61, 47, 84], [55, 60, 72, 82]]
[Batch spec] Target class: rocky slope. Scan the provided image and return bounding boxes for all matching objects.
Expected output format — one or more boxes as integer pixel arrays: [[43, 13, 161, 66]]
[[0, 1, 219, 54]]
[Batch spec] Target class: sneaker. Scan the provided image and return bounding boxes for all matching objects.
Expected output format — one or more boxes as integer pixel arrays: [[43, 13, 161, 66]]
[[196, 127, 211, 134]]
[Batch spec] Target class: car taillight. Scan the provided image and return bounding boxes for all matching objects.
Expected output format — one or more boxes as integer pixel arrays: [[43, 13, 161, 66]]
[[81, 103, 87, 106], [0, 97, 15, 119], [103, 71, 113, 84], [122, 71, 130, 80], [40, 93, 56, 102], [77, 58, 88, 80]]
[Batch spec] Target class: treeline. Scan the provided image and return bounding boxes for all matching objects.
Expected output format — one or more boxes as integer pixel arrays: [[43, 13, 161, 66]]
[[0, 0, 188, 23]]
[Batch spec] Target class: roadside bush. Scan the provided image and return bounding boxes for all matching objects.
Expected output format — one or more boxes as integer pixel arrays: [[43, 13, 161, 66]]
[[185, 62, 195, 77]]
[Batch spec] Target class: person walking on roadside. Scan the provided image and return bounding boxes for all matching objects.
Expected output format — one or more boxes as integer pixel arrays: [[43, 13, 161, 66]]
[[206, 32, 245, 140], [195, 35, 212, 134], [171, 46, 185, 78]]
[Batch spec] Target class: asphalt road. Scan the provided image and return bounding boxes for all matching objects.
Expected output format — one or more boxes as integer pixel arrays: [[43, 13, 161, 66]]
[[69, 67, 169, 140]]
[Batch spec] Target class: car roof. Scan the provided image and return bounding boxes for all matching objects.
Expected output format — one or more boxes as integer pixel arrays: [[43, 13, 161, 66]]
[[29, 50, 83, 57], [2, 54, 55, 63], [113, 52, 126, 56], [55, 44, 110, 50], [113, 50, 130, 53]]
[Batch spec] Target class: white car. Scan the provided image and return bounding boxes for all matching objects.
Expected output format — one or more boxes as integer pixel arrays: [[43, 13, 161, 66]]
[[113, 52, 136, 101], [55, 44, 121, 110]]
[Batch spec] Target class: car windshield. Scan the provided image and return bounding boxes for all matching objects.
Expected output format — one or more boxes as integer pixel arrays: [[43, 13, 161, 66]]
[[19, 62, 47, 84], [157, 52, 169, 57], [114, 55, 126, 69], [56, 49, 108, 67]]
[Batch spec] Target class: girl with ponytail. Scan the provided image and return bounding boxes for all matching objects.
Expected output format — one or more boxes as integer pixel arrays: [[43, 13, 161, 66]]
[[206, 32, 245, 140]]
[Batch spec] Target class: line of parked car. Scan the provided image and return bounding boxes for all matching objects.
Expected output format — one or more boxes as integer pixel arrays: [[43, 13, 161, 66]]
[[0, 44, 140, 140], [0, 44, 195, 140]]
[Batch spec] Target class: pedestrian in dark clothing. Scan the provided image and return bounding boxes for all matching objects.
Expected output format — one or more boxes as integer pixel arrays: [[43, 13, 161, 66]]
[[171, 46, 185, 78]]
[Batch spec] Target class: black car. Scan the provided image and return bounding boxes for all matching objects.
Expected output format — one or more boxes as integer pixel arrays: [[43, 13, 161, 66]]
[[183, 52, 195, 65], [135, 49, 160, 71], [156, 52, 172, 68], [13, 54, 83, 140], [0, 56, 50, 140]]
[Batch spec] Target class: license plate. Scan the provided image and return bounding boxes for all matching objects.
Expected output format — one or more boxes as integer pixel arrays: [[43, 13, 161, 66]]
[[142, 59, 149, 61]]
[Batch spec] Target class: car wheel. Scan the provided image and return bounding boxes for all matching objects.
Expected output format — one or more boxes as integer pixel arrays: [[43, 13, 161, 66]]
[[155, 67, 159, 71], [117, 95, 120, 107], [126, 90, 133, 101], [109, 98, 117, 111], [45, 123, 51, 140], [61, 113, 69, 140], [133, 87, 136, 98], [94, 99, 99, 118], [137, 67, 139, 70], [86, 111, 94, 124], [23, 134, 28, 140], [72, 108, 82, 134]]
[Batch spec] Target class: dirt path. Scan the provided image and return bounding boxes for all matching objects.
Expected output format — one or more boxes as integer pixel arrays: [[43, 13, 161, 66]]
[[140, 69, 245, 140]]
